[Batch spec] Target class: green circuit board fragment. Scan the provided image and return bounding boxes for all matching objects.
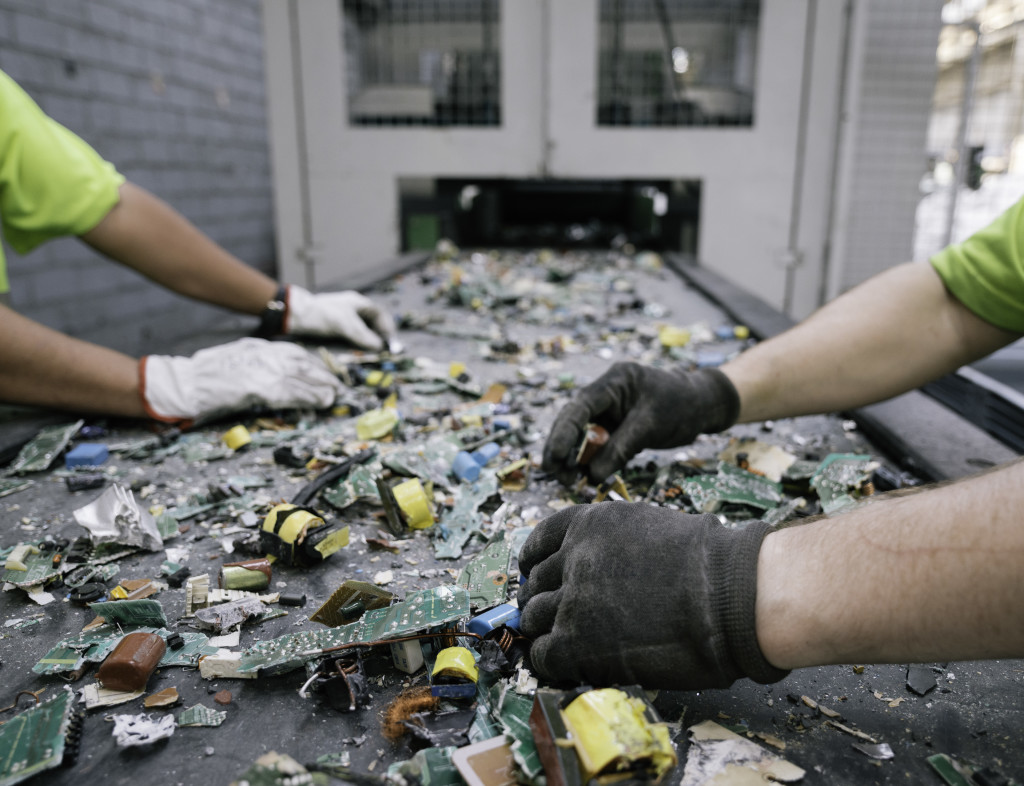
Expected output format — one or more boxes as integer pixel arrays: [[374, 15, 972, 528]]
[[383, 436, 462, 490], [1, 544, 61, 589], [434, 471, 499, 559], [0, 687, 78, 786], [239, 585, 471, 675], [6, 420, 83, 474], [89, 599, 168, 628], [811, 453, 878, 514], [0, 478, 33, 498], [178, 704, 227, 727], [456, 531, 512, 610], [681, 461, 783, 514], [322, 463, 382, 510], [488, 682, 543, 780], [34, 626, 216, 675], [387, 747, 462, 786]]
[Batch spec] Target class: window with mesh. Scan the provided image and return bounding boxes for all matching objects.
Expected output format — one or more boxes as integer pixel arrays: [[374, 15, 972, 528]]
[[596, 0, 760, 127], [343, 0, 500, 127]]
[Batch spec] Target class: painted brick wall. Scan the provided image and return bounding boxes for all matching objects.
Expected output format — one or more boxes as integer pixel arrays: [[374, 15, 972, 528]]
[[0, 0, 274, 355]]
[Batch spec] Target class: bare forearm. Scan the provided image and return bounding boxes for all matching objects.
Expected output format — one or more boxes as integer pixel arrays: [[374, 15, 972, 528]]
[[0, 305, 145, 416], [756, 459, 1024, 668], [722, 262, 1020, 422], [80, 182, 277, 315]]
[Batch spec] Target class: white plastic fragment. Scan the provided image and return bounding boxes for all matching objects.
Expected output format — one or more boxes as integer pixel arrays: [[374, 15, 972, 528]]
[[199, 649, 258, 680], [682, 721, 805, 785], [26, 587, 56, 606], [81, 684, 145, 709], [207, 630, 241, 648], [111, 713, 176, 747], [73, 484, 163, 551]]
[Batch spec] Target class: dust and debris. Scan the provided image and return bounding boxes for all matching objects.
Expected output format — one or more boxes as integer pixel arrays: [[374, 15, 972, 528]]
[[0, 247, 970, 786]]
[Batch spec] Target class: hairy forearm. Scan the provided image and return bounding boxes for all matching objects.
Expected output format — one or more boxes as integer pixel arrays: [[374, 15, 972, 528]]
[[80, 182, 277, 315], [0, 305, 145, 416], [755, 459, 1024, 668], [722, 262, 1020, 422]]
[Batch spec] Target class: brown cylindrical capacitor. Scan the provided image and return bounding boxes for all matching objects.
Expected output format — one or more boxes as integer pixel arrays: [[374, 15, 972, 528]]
[[96, 631, 167, 692], [576, 423, 610, 466], [219, 558, 272, 590]]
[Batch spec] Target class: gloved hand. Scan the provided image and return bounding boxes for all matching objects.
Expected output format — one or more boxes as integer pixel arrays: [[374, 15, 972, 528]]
[[141, 338, 341, 423], [543, 362, 740, 482], [518, 502, 788, 690], [285, 286, 396, 352]]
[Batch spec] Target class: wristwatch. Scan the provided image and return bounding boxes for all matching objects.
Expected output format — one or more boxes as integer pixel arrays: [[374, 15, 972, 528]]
[[255, 285, 288, 337]]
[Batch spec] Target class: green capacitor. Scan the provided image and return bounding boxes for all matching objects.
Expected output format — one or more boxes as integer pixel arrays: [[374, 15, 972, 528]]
[[219, 558, 272, 591]]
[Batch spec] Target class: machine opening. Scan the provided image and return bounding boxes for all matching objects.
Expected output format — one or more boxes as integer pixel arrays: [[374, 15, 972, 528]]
[[400, 178, 701, 253]]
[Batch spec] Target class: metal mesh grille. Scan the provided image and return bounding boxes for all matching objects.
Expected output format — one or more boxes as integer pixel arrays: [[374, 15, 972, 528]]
[[596, 0, 760, 127], [342, 0, 500, 127], [914, 0, 1024, 261]]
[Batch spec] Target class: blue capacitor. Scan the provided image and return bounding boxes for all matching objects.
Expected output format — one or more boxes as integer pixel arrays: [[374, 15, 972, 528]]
[[65, 443, 109, 469], [467, 603, 522, 637], [452, 451, 481, 482], [471, 442, 500, 466]]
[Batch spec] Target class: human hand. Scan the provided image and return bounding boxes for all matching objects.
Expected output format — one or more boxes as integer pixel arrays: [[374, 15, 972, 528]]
[[517, 502, 787, 690], [285, 286, 396, 351], [141, 337, 341, 423], [542, 362, 740, 482]]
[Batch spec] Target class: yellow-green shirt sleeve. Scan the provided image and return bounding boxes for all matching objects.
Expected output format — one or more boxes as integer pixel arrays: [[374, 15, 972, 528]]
[[930, 194, 1024, 333], [0, 69, 125, 293]]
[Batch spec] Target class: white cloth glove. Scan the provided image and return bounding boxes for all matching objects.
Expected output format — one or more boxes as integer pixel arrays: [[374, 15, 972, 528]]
[[141, 338, 341, 422], [285, 286, 396, 351]]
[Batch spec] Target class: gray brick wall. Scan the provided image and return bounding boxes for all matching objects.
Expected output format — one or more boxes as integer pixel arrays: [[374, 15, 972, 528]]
[[0, 0, 275, 356]]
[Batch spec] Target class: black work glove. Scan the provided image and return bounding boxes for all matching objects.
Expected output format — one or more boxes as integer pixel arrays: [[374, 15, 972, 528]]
[[542, 362, 739, 482], [518, 502, 788, 690]]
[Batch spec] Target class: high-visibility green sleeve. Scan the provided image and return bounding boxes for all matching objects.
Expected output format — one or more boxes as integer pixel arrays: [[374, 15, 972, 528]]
[[930, 194, 1024, 333], [0, 69, 125, 293]]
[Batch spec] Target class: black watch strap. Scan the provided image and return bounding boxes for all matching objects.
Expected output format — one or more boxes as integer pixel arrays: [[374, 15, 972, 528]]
[[255, 285, 288, 338]]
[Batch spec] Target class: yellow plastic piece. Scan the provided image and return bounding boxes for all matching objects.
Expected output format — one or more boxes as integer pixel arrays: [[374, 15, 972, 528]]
[[332, 404, 352, 418], [594, 474, 632, 503], [431, 646, 479, 683], [356, 408, 400, 440], [382, 392, 398, 409], [561, 688, 677, 782], [734, 325, 750, 340], [449, 361, 467, 378], [314, 526, 350, 557], [5, 543, 39, 571], [365, 370, 394, 388], [459, 414, 483, 428], [392, 477, 435, 530], [261, 504, 324, 545], [222, 425, 252, 451], [658, 325, 691, 348], [109, 585, 129, 600]]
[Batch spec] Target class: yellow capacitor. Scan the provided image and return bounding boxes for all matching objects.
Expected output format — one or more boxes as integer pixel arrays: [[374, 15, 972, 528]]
[[658, 325, 691, 348], [561, 688, 676, 781], [431, 646, 479, 683], [391, 477, 435, 529], [356, 408, 400, 440], [365, 370, 394, 388], [222, 425, 252, 451], [449, 361, 467, 378], [262, 504, 324, 545]]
